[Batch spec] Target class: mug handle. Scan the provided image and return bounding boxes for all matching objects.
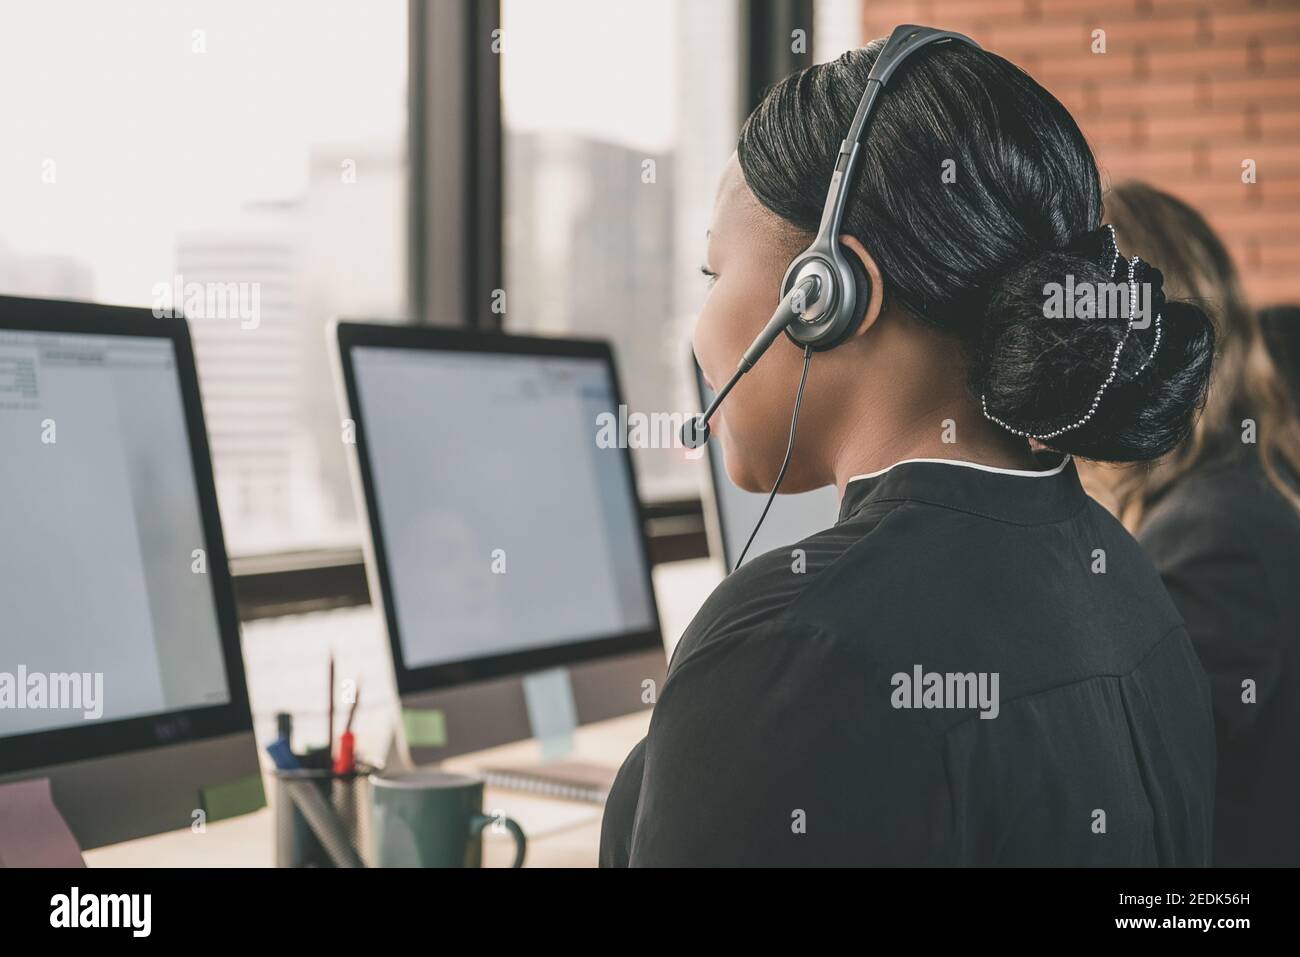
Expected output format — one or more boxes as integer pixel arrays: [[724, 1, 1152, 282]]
[[471, 812, 527, 868]]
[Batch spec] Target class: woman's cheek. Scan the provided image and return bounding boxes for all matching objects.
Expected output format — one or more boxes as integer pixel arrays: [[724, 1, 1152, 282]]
[[692, 303, 729, 393], [714, 385, 772, 492]]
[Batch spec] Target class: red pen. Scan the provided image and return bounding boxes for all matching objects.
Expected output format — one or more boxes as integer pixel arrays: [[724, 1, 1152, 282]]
[[333, 687, 361, 775]]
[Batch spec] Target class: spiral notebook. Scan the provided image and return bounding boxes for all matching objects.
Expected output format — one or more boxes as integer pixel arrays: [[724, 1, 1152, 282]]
[[479, 760, 617, 804]]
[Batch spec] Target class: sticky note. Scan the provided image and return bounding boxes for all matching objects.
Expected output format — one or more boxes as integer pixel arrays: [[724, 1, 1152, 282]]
[[403, 707, 448, 748], [523, 667, 577, 761], [201, 773, 266, 823]]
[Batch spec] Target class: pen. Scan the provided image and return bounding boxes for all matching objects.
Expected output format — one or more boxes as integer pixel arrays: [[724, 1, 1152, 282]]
[[333, 687, 361, 775], [327, 656, 335, 762], [275, 712, 293, 751], [266, 736, 302, 771]]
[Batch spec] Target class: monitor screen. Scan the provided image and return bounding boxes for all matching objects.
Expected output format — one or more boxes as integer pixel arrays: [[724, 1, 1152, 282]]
[[695, 364, 839, 568], [0, 329, 231, 738], [349, 344, 657, 671]]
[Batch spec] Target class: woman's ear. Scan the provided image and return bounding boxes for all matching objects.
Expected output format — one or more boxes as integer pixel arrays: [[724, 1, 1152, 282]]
[[839, 234, 885, 338]]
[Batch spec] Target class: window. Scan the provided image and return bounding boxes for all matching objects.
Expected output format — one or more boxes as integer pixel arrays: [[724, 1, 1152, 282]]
[[501, 0, 741, 502], [815, 0, 863, 63], [0, 0, 407, 555]]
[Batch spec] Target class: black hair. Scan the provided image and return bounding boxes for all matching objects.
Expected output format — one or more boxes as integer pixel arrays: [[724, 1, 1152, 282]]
[[736, 41, 1215, 462]]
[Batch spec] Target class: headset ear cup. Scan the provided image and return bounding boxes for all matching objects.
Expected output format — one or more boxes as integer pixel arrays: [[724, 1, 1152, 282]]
[[838, 242, 874, 343], [782, 247, 875, 350]]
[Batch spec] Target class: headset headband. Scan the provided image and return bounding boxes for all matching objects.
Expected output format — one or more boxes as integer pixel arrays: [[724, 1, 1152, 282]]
[[781, 24, 981, 351], [814, 24, 980, 248]]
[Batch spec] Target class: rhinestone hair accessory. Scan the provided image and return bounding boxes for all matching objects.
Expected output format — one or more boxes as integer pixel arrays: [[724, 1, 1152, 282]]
[[980, 225, 1165, 442]]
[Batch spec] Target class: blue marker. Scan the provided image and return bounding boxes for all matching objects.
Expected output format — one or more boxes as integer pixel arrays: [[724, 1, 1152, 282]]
[[265, 736, 302, 771]]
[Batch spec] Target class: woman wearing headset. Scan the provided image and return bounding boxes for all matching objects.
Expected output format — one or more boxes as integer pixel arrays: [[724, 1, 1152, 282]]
[[600, 28, 1218, 867]]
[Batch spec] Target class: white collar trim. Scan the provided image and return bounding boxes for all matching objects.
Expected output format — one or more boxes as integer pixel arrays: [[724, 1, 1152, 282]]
[[847, 454, 1072, 484]]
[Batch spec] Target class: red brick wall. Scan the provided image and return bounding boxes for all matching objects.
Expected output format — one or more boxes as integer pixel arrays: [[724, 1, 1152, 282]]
[[858, 0, 1300, 306]]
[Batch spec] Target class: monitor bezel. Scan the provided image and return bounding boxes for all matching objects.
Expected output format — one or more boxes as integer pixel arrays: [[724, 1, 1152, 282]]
[[693, 355, 740, 570], [692, 355, 839, 570], [0, 295, 254, 773], [335, 320, 665, 696]]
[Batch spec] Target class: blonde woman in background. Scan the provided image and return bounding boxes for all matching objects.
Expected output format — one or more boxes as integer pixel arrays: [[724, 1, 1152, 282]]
[[1082, 181, 1300, 867]]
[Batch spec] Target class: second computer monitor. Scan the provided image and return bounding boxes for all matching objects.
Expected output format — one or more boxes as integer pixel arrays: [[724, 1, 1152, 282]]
[[693, 359, 839, 569], [334, 323, 665, 762]]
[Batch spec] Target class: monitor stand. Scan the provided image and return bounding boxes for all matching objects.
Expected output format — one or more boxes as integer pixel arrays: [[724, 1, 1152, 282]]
[[397, 647, 665, 798], [0, 778, 86, 868]]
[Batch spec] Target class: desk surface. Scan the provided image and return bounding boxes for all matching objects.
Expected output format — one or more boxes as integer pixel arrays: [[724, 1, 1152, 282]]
[[83, 710, 652, 869], [82, 558, 722, 869]]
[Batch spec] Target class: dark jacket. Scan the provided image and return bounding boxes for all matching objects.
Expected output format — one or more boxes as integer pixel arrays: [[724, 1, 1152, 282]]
[[1139, 453, 1300, 867], [601, 456, 1216, 866]]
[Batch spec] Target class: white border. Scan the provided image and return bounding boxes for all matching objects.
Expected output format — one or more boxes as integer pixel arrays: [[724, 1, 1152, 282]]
[[847, 454, 1072, 484]]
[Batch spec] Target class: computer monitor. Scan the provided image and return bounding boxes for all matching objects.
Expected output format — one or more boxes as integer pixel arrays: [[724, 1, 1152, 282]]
[[0, 296, 260, 850], [693, 358, 839, 569], [333, 322, 666, 763]]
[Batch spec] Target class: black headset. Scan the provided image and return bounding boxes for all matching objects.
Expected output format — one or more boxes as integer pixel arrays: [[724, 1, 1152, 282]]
[[684, 24, 980, 567], [686, 25, 980, 448], [781, 24, 980, 350]]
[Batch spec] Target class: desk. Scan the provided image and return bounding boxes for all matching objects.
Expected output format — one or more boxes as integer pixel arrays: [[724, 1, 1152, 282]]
[[444, 709, 651, 867], [83, 710, 652, 869], [83, 557, 722, 868]]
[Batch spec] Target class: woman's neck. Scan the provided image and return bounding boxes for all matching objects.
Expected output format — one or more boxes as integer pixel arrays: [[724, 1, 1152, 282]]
[[828, 397, 1039, 497], [815, 312, 1041, 496]]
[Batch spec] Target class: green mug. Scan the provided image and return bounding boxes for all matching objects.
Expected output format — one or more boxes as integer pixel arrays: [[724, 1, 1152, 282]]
[[369, 770, 526, 868]]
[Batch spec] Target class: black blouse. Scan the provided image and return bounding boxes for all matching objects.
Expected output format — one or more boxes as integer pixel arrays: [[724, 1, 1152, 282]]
[[600, 456, 1216, 866], [1138, 453, 1300, 867]]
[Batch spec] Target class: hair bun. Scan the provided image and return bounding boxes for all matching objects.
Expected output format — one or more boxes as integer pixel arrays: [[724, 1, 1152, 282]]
[[975, 230, 1213, 461], [1066, 223, 1121, 267]]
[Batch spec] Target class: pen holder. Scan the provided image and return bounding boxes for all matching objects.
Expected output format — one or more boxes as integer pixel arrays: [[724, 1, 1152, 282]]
[[272, 765, 374, 868]]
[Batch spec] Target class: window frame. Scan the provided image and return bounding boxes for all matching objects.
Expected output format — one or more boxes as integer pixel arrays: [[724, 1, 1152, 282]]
[[234, 0, 819, 620]]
